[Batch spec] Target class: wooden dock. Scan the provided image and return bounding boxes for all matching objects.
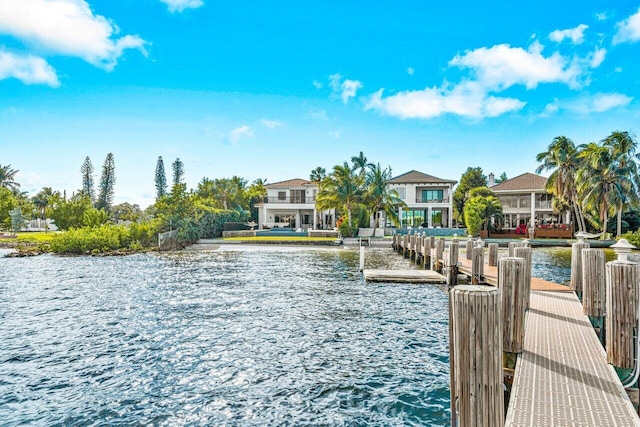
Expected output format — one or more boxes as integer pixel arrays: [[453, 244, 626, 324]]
[[363, 269, 446, 283]]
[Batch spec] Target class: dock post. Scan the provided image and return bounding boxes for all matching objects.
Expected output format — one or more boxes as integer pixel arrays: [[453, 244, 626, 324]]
[[471, 246, 484, 285], [428, 236, 436, 270], [450, 285, 504, 427], [435, 238, 445, 273], [488, 243, 499, 267], [359, 244, 365, 272], [507, 241, 522, 257], [465, 239, 473, 260], [582, 248, 606, 343], [498, 257, 526, 369], [571, 233, 590, 299], [422, 236, 430, 269], [514, 246, 532, 310], [446, 241, 459, 286], [403, 233, 409, 258], [606, 239, 639, 373]]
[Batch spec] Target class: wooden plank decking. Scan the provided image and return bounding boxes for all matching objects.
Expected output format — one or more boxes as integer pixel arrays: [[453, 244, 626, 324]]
[[363, 269, 446, 283]]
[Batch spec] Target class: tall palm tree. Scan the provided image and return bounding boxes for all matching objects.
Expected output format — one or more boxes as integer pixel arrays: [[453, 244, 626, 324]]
[[0, 164, 20, 192], [577, 142, 629, 238], [350, 151, 371, 178], [602, 131, 640, 236], [536, 136, 586, 232], [309, 167, 326, 183], [363, 163, 405, 235], [316, 162, 363, 231]]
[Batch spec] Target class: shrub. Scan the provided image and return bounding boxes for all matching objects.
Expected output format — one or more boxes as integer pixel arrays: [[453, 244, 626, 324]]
[[620, 230, 640, 247]]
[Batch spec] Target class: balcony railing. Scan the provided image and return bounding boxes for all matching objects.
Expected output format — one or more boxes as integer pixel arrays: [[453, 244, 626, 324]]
[[414, 197, 450, 204], [264, 196, 316, 204], [535, 201, 553, 209]]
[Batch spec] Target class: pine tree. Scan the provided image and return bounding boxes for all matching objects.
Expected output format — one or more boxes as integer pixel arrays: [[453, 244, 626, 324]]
[[80, 156, 95, 202], [155, 156, 168, 199], [96, 153, 116, 211], [172, 158, 184, 186]]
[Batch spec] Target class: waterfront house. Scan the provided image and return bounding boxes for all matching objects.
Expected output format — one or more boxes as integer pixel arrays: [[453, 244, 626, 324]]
[[489, 172, 572, 237], [256, 179, 335, 230], [387, 170, 457, 228]]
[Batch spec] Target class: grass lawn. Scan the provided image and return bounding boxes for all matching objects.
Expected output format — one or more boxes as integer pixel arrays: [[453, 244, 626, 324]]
[[223, 236, 338, 242], [0, 231, 57, 243]]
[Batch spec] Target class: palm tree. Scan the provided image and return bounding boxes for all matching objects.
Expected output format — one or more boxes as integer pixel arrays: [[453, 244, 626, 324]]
[[316, 162, 363, 232], [363, 163, 405, 235], [602, 131, 640, 236], [309, 167, 326, 183], [0, 164, 20, 192], [536, 136, 586, 232], [350, 151, 371, 177], [577, 142, 629, 238]]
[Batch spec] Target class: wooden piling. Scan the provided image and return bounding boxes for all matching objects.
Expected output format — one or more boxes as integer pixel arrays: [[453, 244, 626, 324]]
[[422, 236, 431, 269], [498, 257, 527, 357], [570, 241, 590, 295], [403, 234, 409, 258], [582, 249, 606, 318], [466, 239, 473, 260], [606, 260, 640, 369], [488, 243, 499, 267], [471, 246, 484, 285], [514, 247, 532, 310], [507, 241, 522, 257], [435, 238, 445, 272], [450, 285, 504, 427], [446, 241, 459, 286]]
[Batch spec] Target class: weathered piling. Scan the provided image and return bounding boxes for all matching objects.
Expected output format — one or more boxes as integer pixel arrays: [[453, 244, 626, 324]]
[[416, 235, 423, 264], [466, 239, 473, 260], [498, 257, 527, 370], [571, 240, 590, 296], [445, 241, 459, 286], [422, 236, 431, 269], [488, 243, 499, 267], [514, 246, 532, 310], [449, 285, 504, 427], [507, 241, 522, 257], [471, 246, 484, 285], [434, 238, 445, 273], [606, 256, 639, 370], [403, 234, 409, 258], [582, 248, 606, 343], [359, 245, 365, 271], [410, 234, 417, 261]]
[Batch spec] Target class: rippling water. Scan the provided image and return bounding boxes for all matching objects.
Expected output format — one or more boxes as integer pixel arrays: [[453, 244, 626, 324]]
[[0, 247, 451, 426]]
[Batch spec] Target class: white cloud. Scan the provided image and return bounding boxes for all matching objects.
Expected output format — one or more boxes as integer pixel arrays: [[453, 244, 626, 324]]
[[329, 73, 363, 104], [227, 125, 253, 143], [0, 50, 59, 86], [407, 67, 415, 75], [0, 0, 148, 71], [15, 170, 45, 193], [449, 42, 582, 90], [261, 119, 283, 129], [613, 7, 640, 44], [331, 130, 342, 139], [543, 93, 632, 115], [588, 48, 606, 68], [159, 0, 203, 13], [312, 80, 323, 89], [549, 24, 589, 44], [596, 12, 608, 21], [365, 81, 525, 120], [308, 109, 328, 121]]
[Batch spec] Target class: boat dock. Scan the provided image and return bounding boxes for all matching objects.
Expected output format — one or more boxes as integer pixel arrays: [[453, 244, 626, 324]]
[[363, 269, 446, 283], [386, 234, 640, 425]]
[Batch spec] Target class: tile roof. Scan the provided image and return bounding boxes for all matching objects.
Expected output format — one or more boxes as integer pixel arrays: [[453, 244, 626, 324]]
[[490, 172, 548, 192], [389, 170, 457, 184], [265, 178, 314, 188]]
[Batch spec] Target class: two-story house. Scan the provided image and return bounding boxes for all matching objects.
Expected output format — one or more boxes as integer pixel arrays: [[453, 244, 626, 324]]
[[489, 172, 572, 231], [256, 178, 335, 230], [388, 170, 457, 228]]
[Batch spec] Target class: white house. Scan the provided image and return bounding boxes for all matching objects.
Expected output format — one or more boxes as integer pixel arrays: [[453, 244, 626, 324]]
[[387, 170, 457, 228], [256, 178, 335, 230], [489, 172, 571, 230]]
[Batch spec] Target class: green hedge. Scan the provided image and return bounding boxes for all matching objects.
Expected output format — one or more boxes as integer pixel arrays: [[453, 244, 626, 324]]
[[50, 220, 161, 254]]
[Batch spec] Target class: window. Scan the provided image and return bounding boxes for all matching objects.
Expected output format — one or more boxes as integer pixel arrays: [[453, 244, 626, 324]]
[[278, 191, 286, 200], [519, 196, 529, 208], [396, 187, 406, 199], [422, 189, 444, 202]]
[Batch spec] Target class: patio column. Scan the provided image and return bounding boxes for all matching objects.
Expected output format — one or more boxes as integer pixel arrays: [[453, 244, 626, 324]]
[[295, 210, 301, 229], [428, 207, 433, 228], [399, 207, 403, 228], [313, 207, 317, 230], [448, 209, 453, 228], [530, 192, 536, 226]]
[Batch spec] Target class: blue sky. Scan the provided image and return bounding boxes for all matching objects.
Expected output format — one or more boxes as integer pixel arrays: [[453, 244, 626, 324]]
[[1, 0, 640, 208]]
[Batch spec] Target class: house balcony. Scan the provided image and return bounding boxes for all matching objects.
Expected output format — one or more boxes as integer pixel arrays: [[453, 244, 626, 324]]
[[264, 196, 316, 204], [413, 197, 450, 204]]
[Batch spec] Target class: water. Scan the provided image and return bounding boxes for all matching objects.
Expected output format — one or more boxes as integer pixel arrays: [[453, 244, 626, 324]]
[[0, 247, 450, 426]]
